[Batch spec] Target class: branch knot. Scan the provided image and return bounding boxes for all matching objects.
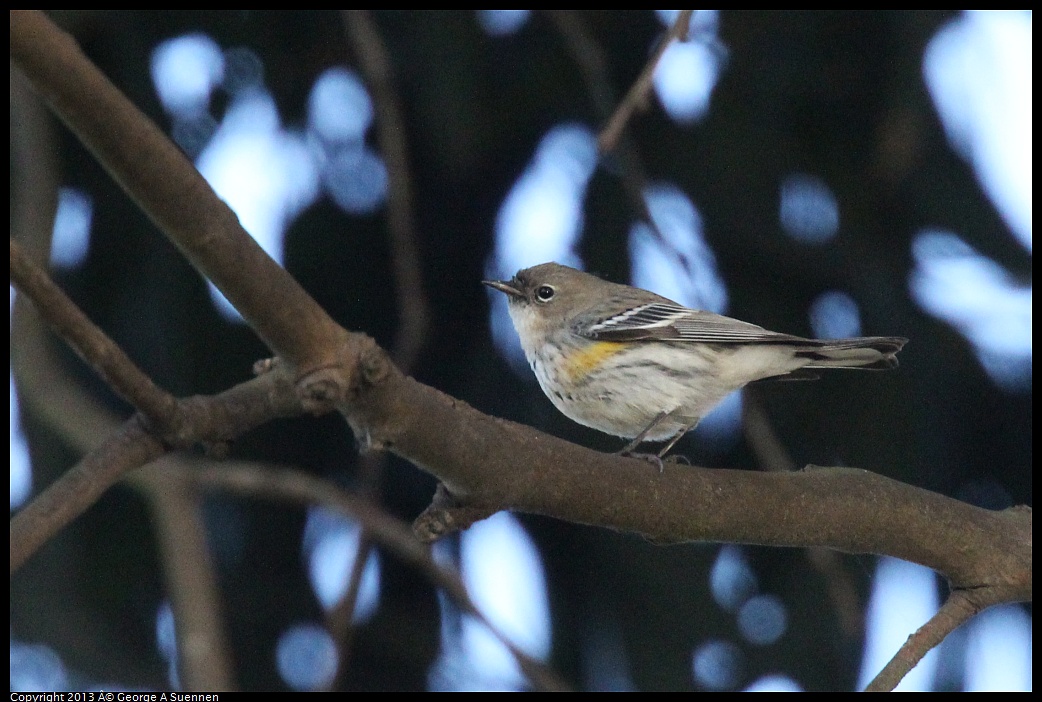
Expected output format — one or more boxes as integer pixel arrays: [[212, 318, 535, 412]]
[[296, 366, 347, 415]]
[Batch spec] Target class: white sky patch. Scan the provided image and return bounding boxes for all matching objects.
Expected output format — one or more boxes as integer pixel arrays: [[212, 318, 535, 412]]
[[629, 183, 727, 312], [322, 145, 389, 215], [276, 623, 339, 691], [429, 512, 550, 690], [151, 33, 224, 118], [692, 638, 743, 690], [710, 544, 758, 612], [477, 10, 531, 37], [737, 594, 787, 646], [50, 187, 93, 270], [809, 290, 863, 340], [302, 506, 380, 620], [509, 125, 595, 262], [489, 123, 597, 370], [653, 10, 725, 124], [910, 229, 1031, 391], [629, 183, 727, 313], [962, 604, 1032, 692], [492, 123, 597, 275], [10, 371, 32, 510], [154, 600, 181, 688], [9, 638, 69, 693], [743, 674, 804, 692], [307, 67, 374, 144], [923, 11, 1031, 251], [778, 173, 840, 244]]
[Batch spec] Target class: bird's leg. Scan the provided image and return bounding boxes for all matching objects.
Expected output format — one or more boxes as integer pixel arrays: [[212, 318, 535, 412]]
[[656, 419, 700, 459], [616, 410, 673, 455]]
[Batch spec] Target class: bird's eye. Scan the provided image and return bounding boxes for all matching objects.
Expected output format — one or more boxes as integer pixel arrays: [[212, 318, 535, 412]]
[[535, 285, 555, 303]]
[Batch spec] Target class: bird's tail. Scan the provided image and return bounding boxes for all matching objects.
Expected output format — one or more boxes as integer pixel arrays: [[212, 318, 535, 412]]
[[795, 337, 908, 371]]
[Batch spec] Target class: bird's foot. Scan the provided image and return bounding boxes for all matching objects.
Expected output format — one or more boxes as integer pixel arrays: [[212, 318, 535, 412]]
[[617, 449, 666, 473]]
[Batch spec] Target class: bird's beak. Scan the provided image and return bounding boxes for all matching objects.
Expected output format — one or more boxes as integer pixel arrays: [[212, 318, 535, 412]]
[[482, 278, 524, 298]]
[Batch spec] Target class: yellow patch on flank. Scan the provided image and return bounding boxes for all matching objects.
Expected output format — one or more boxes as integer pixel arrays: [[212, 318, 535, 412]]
[[562, 341, 628, 381]]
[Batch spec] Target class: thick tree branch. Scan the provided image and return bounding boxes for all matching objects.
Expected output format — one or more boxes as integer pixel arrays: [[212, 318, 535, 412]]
[[338, 351, 1030, 602]]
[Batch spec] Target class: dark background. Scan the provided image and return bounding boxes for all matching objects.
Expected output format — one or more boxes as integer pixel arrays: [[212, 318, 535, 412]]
[[10, 10, 1031, 691]]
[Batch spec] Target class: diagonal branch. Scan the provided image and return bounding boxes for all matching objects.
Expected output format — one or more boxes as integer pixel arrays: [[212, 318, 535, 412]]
[[9, 9, 345, 380], [10, 232, 307, 575], [136, 464, 238, 691], [10, 239, 180, 433], [8, 364, 306, 575], [10, 415, 165, 574], [864, 588, 990, 692], [597, 9, 694, 153], [547, 10, 703, 290], [334, 12, 434, 682]]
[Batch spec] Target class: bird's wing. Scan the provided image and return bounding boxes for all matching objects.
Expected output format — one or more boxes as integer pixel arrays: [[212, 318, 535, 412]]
[[577, 302, 802, 344]]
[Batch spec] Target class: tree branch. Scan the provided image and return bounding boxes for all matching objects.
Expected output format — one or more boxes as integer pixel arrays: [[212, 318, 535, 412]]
[[9, 9, 346, 381], [339, 354, 1031, 604], [547, 10, 704, 292], [137, 463, 238, 691], [10, 415, 164, 574], [334, 12, 434, 683], [342, 9, 430, 373], [597, 9, 694, 153], [9, 243, 307, 575], [864, 588, 991, 692], [10, 239, 181, 433]]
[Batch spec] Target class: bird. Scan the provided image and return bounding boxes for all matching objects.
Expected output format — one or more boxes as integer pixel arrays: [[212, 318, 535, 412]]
[[484, 262, 907, 458]]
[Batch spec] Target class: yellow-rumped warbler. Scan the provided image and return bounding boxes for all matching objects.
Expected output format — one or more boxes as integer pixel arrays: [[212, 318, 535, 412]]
[[485, 262, 907, 457]]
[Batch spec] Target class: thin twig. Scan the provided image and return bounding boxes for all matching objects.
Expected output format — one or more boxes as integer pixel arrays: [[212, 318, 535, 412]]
[[547, 10, 697, 281], [9, 363, 305, 575], [597, 10, 694, 154], [138, 464, 238, 691], [10, 64, 60, 262], [342, 9, 430, 374], [743, 395, 865, 638], [741, 394, 797, 473], [322, 531, 374, 688], [10, 239, 181, 431], [864, 590, 981, 692]]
